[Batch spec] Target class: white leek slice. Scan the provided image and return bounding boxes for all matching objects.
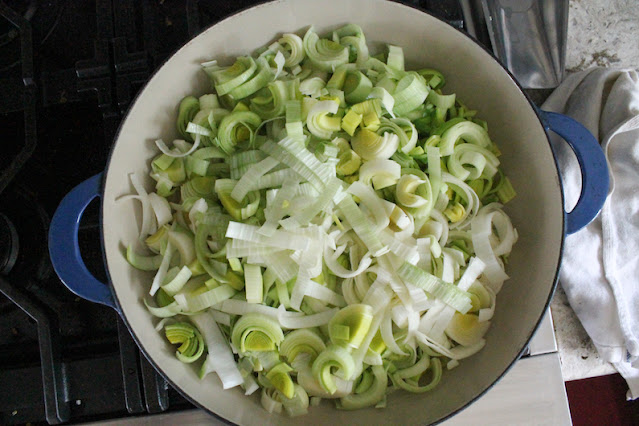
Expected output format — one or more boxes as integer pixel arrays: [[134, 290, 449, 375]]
[[273, 51, 286, 79], [167, 230, 196, 266], [129, 173, 157, 240], [380, 305, 406, 355], [442, 172, 480, 230], [448, 143, 499, 181], [174, 284, 236, 312], [262, 252, 298, 284], [359, 158, 401, 190], [260, 177, 300, 236], [279, 307, 338, 329], [347, 181, 390, 230], [290, 274, 346, 311], [231, 156, 279, 202], [191, 311, 244, 389], [397, 262, 472, 314], [187, 198, 208, 234], [261, 388, 283, 414], [457, 257, 486, 291], [395, 173, 429, 208], [261, 138, 334, 191], [379, 229, 419, 265], [226, 222, 310, 251], [147, 193, 172, 227], [368, 87, 396, 118], [478, 285, 496, 322], [244, 264, 263, 304], [161, 265, 193, 296], [300, 77, 327, 98], [337, 195, 388, 256], [155, 134, 201, 158], [286, 177, 342, 226], [149, 242, 174, 296], [470, 204, 513, 292], [144, 298, 183, 318]]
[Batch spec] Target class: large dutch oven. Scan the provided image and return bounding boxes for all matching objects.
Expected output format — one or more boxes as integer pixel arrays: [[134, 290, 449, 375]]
[[48, 0, 609, 424]]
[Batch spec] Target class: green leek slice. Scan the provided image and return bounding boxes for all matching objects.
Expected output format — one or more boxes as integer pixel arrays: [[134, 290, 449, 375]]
[[164, 322, 205, 363]]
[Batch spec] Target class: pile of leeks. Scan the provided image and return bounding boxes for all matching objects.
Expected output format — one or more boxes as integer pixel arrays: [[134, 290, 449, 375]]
[[124, 24, 517, 416]]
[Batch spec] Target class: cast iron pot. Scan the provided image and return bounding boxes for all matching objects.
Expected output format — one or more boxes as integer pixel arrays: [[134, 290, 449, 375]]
[[48, 0, 609, 424]]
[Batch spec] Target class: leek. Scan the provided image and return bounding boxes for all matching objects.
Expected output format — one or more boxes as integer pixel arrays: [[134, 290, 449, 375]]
[[125, 23, 519, 418]]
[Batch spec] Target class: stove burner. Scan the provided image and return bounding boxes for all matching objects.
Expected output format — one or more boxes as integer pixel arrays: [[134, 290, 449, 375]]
[[0, 188, 50, 283], [0, 213, 19, 275]]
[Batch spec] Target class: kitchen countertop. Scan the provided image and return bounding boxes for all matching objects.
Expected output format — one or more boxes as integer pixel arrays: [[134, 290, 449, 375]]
[[549, 0, 638, 382]]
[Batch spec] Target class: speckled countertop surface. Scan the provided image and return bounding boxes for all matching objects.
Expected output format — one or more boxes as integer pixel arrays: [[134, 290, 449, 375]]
[[549, 0, 638, 381]]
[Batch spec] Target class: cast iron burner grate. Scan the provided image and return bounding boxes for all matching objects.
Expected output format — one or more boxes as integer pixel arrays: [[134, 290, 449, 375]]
[[0, 1, 466, 424]]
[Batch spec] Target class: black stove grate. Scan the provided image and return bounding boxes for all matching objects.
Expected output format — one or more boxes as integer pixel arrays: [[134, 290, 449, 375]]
[[0, 1, 466, 424]]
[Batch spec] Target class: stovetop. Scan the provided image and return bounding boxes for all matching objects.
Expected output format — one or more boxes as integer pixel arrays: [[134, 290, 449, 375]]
[[0, 1, 467, 424]]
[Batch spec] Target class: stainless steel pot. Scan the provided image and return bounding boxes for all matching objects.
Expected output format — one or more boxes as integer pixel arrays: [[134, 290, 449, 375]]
[[48, 0, 608, 424]]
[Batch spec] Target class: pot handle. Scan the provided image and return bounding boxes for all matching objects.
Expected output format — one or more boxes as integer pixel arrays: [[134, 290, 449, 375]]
[[538, 110, 610, 234], [48, 173, 118, 311]]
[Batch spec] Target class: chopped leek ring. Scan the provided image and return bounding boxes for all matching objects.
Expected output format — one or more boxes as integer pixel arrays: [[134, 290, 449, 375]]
[[312, 345, 356, 394], [216, 111, 262, 155], [395, 173, 430, 209], [281, 329, 326, 363], [303, 26, 349, 72], [266, 362, 295, 399], [177, 96, 200, 141], [337, 365, 387, 409], [392, 357, 442, 393], [282, 385, 310, 417], [438, 120, 492, 156], [306, 100, 341, 140], [341, 109, 362, 136], [207, 56, 257, 96], [279, 33, 305, 67], [445, 312, 490, 346], [343, 71, 373, 104], [164, 322, 205, 363], [231, 313, 284, 354], [126, 245, 162, 271], [328, 304, 374, 349], [351, 129, 399, 161], [386, 45, 404, 71], [359, 158, 401, 189], [393, 73, 429, 116]]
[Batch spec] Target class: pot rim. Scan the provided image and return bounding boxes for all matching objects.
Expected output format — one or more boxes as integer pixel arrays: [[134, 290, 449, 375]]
[[100, 1, 566, 423]]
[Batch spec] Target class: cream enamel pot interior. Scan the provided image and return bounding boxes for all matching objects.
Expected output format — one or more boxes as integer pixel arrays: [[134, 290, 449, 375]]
[[48, 0, 609, 424]]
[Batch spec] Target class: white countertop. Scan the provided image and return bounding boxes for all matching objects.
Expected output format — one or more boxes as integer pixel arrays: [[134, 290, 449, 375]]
[[549, 0, 638, 382]]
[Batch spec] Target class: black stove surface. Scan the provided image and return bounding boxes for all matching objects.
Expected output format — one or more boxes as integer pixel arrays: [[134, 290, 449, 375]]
[[0, 1, 466, 424]]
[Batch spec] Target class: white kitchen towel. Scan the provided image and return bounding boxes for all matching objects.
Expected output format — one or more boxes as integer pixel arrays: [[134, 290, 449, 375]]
[[542, 67, 639, 400]]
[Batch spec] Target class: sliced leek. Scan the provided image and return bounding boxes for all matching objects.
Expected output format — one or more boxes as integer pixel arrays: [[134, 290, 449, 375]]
[[125, 23, 518, 418]]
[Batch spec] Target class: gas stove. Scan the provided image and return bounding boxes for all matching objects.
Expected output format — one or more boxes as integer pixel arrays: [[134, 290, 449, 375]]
[[0, 1, 569, 425]]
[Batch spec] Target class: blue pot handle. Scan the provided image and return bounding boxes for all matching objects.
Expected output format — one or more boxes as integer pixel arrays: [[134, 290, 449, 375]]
[[538, 110, 609, 234], [48, 173, 118, 311]]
